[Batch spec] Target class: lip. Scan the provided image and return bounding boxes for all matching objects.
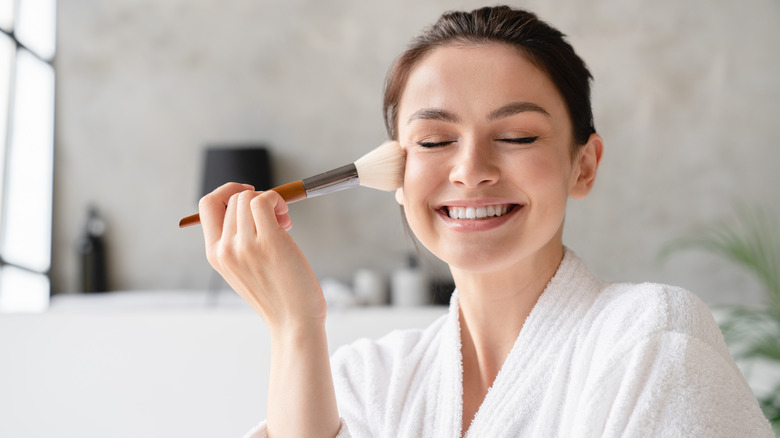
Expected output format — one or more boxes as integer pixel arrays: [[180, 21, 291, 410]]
[[435, 199, 524, 232], [435, 198, 521, 209]]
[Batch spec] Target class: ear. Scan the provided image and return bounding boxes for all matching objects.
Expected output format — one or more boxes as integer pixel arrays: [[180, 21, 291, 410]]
[[394, 187, 405, 205], [569, 133, 603, 200]]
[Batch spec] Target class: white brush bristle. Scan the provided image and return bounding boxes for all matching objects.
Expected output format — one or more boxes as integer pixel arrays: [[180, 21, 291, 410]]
[[354, 140, 405, 191]]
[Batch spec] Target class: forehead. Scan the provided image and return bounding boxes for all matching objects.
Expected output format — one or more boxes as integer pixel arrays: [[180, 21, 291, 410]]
[[398, 43, 568, 124]]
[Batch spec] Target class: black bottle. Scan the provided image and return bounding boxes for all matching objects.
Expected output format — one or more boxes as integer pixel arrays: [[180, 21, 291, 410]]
[[78, 206, 108, 292]]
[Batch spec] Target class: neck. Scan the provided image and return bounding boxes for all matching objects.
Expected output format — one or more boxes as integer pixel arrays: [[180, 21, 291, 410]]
[[453, 242, 565, 378]]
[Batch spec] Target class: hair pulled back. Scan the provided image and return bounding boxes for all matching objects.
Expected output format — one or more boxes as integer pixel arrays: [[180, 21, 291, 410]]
[[383, 6, 596, 149]]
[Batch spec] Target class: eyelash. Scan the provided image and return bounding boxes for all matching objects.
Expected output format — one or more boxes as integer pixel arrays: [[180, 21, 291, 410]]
[[417, 141, 454, 148], [500, 136, 539, 145], [416, 137, 539, 148]]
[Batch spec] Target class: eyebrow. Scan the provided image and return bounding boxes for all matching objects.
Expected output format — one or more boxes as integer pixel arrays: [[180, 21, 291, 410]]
[[406, 101, 550, 125], [488, 101, 551, 120], [407, 108, 460, 124]]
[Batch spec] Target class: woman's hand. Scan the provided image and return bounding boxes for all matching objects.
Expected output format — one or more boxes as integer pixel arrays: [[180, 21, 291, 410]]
[[199, 183, 341, 437], [198, 182, 327, 332]]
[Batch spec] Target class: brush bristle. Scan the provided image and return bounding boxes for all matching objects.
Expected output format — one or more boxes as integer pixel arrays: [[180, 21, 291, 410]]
[[354, 140, 405, 191]]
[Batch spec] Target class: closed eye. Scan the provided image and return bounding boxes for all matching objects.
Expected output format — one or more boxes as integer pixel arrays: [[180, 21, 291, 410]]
[[498, 136, 539, 144], [417, 137, 538, 148], [417, 140, 455, 148]]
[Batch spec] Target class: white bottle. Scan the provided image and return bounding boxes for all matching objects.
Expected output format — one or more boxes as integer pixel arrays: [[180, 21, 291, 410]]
[[353, 269, 388, 306], [391, 255, 429, 306]]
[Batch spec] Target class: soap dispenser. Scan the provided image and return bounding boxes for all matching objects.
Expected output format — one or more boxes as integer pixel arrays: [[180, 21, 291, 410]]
[[78, 206, 108, 293]]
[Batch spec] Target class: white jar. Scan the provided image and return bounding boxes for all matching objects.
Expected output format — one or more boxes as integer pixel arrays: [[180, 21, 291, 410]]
[[353, 269, 388, 306]]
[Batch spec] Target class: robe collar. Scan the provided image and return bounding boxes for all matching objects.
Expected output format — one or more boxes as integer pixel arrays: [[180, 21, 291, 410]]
[[435, 247, 603, 436]]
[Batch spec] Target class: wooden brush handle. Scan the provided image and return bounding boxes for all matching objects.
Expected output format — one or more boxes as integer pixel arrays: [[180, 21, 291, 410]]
[[272, 180, 307, 203], [178, 180, 306, 228]]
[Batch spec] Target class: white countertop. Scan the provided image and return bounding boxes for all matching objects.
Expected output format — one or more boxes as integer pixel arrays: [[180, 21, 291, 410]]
[[2, 290, 447, 438]]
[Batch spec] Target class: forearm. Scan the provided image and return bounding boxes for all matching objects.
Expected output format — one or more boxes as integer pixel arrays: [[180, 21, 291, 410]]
[[266, 322, 341, 438]]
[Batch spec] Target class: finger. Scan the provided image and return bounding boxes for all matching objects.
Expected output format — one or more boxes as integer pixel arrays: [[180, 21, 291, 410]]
[[223, 190, 240, 238], [274, 197, 292, 231], [236, 190, 261, 237], [277, 212, 293, 231], [250, 190, 290, 235], [199, 182, 253, 245]]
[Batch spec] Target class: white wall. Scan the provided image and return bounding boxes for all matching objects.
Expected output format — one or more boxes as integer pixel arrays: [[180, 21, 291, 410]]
[[53, 0, 780, 305]]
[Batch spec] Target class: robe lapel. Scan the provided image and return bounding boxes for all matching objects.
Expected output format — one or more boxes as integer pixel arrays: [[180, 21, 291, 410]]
[[429, 290, 466, 437], [464, 250, 601, 437]]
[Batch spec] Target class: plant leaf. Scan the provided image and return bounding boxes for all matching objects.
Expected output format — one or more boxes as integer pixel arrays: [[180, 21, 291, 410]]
[[659, 202, 780, 317]]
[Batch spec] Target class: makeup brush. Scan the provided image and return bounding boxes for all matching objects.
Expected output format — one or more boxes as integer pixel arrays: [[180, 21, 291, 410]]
[[178, 140, 405, 228]]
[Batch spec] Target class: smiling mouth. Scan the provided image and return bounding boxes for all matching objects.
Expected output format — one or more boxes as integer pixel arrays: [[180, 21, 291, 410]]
[[443, 204, 520, 220]]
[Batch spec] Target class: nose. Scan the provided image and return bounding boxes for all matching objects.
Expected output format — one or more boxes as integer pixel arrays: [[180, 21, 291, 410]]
[[449, 139, 500, 189]]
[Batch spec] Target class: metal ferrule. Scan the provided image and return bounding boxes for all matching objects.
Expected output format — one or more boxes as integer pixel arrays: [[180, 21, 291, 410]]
[[302, 163, 359, 199]]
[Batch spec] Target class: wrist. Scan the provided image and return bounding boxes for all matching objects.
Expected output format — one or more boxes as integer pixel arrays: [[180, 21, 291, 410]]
[[269, 317, 327, 348]]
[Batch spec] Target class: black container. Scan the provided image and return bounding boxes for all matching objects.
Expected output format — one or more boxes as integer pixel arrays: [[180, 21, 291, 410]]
[[78, 206, 108, 293]]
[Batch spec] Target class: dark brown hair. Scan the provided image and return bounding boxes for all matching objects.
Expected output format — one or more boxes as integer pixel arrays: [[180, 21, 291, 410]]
[[383, 6, 596, 150]]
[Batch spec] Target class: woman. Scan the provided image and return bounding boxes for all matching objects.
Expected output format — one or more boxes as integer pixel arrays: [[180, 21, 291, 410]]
[[198, 6, 772, 437]]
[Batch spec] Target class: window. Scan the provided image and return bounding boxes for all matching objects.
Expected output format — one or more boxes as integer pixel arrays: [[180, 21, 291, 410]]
[[0, 0, 57, 312]]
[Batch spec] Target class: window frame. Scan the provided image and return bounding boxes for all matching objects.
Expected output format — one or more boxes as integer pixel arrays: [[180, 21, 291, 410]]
[[0, 0, 57, 312]]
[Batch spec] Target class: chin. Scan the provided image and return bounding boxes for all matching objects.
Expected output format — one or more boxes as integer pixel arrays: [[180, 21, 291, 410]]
[[432, 230, 566, 277], [435, 241, 523, 274]]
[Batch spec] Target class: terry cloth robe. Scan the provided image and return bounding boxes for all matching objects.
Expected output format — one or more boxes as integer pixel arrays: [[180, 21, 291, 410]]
[[246, 249, 773, 438]]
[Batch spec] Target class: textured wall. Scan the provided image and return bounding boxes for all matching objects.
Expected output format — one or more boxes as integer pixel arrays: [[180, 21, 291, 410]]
[[53, 0, 780, 306]]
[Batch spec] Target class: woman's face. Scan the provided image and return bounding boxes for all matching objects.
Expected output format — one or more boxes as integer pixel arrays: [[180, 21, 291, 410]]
[[395, 43, 600, 275]]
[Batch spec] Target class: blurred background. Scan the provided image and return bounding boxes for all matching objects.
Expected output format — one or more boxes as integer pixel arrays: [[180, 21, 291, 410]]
[[0, 0, 778, 436], [53, 0, 780, 303], [0, 0, 777, 303]]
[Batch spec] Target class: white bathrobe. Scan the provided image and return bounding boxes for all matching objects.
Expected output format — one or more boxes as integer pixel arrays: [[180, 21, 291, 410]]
[[247, 249, 772, 437]]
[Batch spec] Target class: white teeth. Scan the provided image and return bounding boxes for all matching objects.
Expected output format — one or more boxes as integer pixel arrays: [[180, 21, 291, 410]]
[[446, 204, 513, 220]]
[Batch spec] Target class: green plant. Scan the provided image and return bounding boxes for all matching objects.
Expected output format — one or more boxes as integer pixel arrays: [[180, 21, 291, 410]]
[[659, 202, 780, 431]]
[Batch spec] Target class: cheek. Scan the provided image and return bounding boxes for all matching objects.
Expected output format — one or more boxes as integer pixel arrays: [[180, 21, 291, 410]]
[[511, 151, 559, 187], [403, 158, 424, 189], [399, 154, 444, 240], [510, 151, 574, 214], [401, 153, 440, 202]]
